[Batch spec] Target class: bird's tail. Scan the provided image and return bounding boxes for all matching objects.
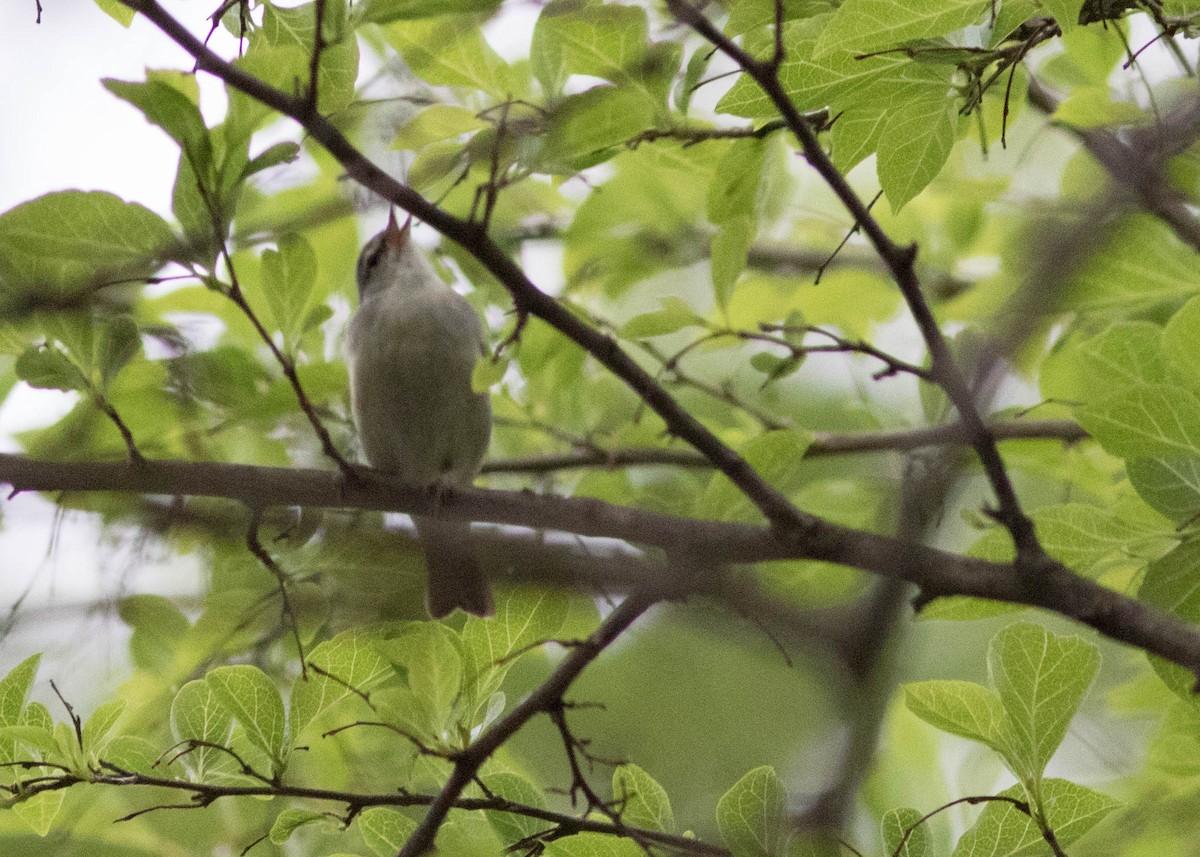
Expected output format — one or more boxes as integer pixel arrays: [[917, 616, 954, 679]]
[[414, 516, 494, 618]]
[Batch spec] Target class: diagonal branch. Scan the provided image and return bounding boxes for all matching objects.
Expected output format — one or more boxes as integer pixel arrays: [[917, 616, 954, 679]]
[[116, 0, 810, 534], [664, 0, 1043, 565]]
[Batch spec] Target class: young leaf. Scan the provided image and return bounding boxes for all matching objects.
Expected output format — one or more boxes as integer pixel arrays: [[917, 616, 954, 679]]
[[94, 0, 135, 26], [259, 233, 319, 352], [903, 680, 1005, 750], [289, 625, 392, 739], [698, 430, 813, 523], [96, 315, 142, 386], [385, 16, 516, 98], [950, 779, 1118, 856], [15, 347, 85, 392], [613, 763, 675, 833], [269, 808, 330, 844], [0, 191, 176, 300], [483, 771, 546, 844], [0, 655, 41, 726], [103, 78, 214, 177], [877, 93, 959, 213], [358, 807, 418, 857], [81, 699, 126, 756], [170, 679, 236, 781], [1077, 384, 1200, 460], [988, 623, 1100, 783], [716, 766, 787, 857], [814, 0, 992, 58], [373, 622, 464, 727], [621, 297, 705, 339], [205, 665, 288, 771], [881, 807, 927, 857]]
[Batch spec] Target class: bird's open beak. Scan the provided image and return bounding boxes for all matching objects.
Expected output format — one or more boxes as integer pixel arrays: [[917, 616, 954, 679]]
[[384, 209, 412, 251]]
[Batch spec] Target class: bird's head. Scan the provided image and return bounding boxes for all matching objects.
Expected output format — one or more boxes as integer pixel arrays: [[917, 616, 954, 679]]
[[356, 209, 413, 302]]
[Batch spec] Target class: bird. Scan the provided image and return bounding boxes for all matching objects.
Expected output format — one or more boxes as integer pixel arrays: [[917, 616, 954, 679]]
[[346, 209, 494, 618]]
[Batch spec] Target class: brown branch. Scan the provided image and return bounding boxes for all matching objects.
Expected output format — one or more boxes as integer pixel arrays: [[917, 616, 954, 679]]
[[80, 763, 728, 855], [116, 0, 811, 537], [665, 0, 1044, 566], [483, 419, 1088, 474], [399, 591, 659, 856], [215, 251, 355, 474], [3, 452, 1200, 679], [1027, 75, 1200, 254]]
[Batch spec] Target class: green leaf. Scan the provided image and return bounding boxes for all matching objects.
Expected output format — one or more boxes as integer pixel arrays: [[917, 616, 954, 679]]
[[260, 233, 319, 351], [392, 105, 490, 151], [96, 315, 141, 386], [716, 766, 787, 857], [170, 680, 235, 781], [356, 0, 502, 25], [103, 78, 214, 178], [461, 588, 569, 713], [536, 2, 649, 89], [877, 91, 959, 213], [94, 0, 136, 26], [814, 0, 991, 57], [374, 622, 464, 726], [1041, 0, 1086, 32], [1033, 502, 1164, 575], [621, 297, 705, 338], [386, 16, 516, 99], [541, 86, 654, 166], [545, 833, 642, 856], [613, 764, 674, 832], [1076, 384, 1200, 460], [0, 191, 176, 303], [242, 142, 302, 181], [81, 699, 126, 756], [882, 807, 927, 857], [269, 808, 329, 844], [205, 665, 287, 771], [290, 626, 392, 739], [0, 655, 40, 726], [482, 771, 546, 844], [708, 138, 768, 225], [1163, 294, 1200, 394], [12, 790, 64, 836], [726, 0, 836, 36], [1073, 321, 1166, 402], [261, 0, 347, 47], [120, 594, 190, 674], [358, 807, 418, 857], [988, 622, 1100, 782], [698, 430, 813, 522], [1128, 456, 1200, 521], [472, 354, 507, 393], [950, 779, 1118, 856], [1053, 86, 1147, 128], [712, 218, 754, 310], [15, 347, 85, 392], [904, 680, 1005, 749]]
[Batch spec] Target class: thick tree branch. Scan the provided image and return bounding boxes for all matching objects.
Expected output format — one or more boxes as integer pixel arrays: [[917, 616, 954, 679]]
[[482, 418, 1089, 474], [3, 452, 1200, 679], [116, 0, 811, 535], [665, 0, 1043, 564]]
